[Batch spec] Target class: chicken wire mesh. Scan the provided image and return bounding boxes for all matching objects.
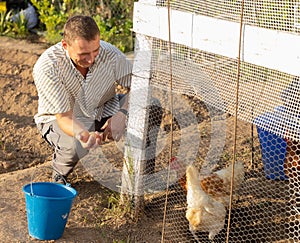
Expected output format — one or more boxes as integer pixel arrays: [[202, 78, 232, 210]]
[[80, 0, 300, 242], [113, 0, 300, 242]]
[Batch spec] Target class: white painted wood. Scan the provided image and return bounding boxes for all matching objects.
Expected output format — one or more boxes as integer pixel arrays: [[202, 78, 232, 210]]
[[138, 0, 156, 4], [133, 3, 193, 47], [133, 4, 160, 40], [121, 34, 152, 199], [159, 8, 193, 46], [243, 26, 300, 76], [133, 2, 300, 76], [192, 15, 240, 59]]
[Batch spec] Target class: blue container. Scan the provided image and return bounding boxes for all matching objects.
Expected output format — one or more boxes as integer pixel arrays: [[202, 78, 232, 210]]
[[23, 182, 77, 240], [256, 126, 288, 180], [254, 108, 289, 180]]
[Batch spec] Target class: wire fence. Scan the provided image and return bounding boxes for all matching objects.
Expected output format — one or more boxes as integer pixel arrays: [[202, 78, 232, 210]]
[[118, 0, 300, 242], [76, 0, 300, 242]]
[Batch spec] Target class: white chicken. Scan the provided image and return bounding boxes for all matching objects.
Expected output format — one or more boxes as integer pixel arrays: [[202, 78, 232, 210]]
[[185, 161, 245, 240], [186, 165, 227, 240]]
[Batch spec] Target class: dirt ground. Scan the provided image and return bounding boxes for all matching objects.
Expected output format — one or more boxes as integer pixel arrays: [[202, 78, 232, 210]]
[[0, 36, 163, 242], [1, 35, 297, 243]]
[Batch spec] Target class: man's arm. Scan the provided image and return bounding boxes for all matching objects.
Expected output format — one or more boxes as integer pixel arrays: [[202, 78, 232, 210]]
[[101, 91, 130, 141], [55, 111, 102, 148], [55, 110, 86, 137]]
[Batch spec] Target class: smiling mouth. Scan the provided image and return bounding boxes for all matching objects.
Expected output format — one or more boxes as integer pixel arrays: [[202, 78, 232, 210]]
[[81, 61, 93, 67]]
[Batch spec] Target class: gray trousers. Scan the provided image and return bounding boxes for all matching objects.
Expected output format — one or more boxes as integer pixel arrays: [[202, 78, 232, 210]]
[[37, 120, 85, 176], [36, 98, 163, 178]]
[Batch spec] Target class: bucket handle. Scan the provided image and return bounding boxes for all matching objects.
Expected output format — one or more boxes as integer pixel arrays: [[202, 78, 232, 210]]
[[30, 166, 71, 196]]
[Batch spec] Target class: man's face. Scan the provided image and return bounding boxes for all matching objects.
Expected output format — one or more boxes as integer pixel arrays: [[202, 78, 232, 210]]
[[62, 35, 100, 69]]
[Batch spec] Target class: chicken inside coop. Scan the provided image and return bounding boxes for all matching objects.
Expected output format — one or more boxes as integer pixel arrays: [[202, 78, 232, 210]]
[[284, 139, 300, 178], [184, 161, 245, 240]]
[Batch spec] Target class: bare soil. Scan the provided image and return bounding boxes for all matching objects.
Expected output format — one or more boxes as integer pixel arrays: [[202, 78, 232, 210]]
[[1, 35, 295, 243], [0, 36, 162, 242]]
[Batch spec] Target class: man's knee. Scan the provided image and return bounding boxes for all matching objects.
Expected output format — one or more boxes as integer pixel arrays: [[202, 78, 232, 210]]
[[53, 140, 88, 176]]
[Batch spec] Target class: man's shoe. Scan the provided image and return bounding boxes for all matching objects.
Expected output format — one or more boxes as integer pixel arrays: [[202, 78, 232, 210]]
[[52, 173, 67, 185]]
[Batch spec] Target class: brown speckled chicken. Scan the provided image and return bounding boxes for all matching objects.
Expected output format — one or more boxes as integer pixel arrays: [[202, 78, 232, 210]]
[[200, 161, 245, 205], [184, 161, 245, 240], [171, 158, 244, 202], [185, 165, 226, 240], [284, 139, 300, 178]]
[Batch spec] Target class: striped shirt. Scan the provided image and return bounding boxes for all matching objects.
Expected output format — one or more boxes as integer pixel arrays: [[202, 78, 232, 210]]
[[33, 41, 132, 126]]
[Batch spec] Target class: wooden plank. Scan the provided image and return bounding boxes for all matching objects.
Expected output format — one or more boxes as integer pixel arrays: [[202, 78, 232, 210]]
[[133, 3, 160, 39], [133, 2, 300, 76], [192, 15, 240, 59], [133, 3, 193, 47], [243, 26, 300, 76], [159, 8, 193, 46]]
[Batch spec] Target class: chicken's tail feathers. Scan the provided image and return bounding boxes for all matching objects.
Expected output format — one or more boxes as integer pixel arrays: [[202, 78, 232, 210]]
[[215, 160, 245, 181]]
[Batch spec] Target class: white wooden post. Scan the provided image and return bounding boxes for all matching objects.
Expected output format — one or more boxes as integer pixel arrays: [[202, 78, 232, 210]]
[[121, 0, 156, 215]]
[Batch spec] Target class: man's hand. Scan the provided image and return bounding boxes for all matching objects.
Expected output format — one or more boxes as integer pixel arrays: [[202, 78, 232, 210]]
[[102, 111, 127, 141], [76, 131, 103, 149]]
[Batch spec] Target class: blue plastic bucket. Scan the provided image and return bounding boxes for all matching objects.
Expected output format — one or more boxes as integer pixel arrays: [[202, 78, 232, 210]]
[[254, 107, 289, 180], [256, 126, 288, 180], [23, 182, 77, 240]]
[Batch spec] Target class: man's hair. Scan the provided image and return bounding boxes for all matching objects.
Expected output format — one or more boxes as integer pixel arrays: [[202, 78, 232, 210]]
[[63, 15, 100, 45]]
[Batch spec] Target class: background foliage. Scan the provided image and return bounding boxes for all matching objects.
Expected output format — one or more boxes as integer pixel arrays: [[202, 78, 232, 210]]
[[0, 0, 134, 52]]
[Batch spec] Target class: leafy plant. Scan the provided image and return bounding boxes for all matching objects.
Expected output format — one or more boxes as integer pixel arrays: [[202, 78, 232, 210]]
[[94, 15, 133, 53], [101, 147, 135, 224], [101, 192, 134, 226], [92, 0, 134, 52], [0, 10, 12, 35], [30, 0, 69, 43], [30, 0, 134, 50], [10, 11, 29, 38]]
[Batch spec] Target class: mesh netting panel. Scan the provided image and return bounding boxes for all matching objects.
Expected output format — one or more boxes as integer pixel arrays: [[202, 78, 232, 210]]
[[149, 39, 299, 141], [157, 0, 299, 33], [97, 0, 300, 242]]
